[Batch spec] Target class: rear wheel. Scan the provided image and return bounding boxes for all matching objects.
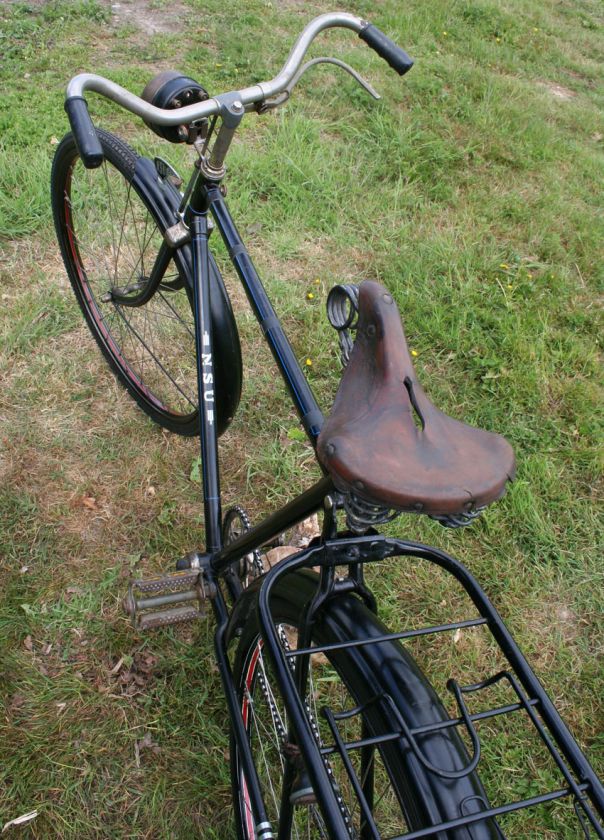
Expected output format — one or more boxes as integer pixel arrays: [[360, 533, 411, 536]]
[[52, 129, 201, 435], [230, 571, 502, 839]]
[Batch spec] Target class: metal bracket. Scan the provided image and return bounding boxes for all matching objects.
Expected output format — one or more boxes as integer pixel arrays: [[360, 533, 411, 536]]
[[164, 215, 213, 249]]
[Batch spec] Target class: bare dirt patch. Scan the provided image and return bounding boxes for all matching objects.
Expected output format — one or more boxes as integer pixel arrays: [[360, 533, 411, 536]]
[[538, 81, 576, 101], [524, 597, 588, 669], [105, 0, 189, 36]]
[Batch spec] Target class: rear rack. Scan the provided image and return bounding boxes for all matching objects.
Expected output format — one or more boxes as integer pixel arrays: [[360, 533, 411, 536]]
[[255, 535, 604, 838]]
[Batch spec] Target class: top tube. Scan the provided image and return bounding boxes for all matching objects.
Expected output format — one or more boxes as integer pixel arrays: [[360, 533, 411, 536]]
[[65, 12, 366, 125]]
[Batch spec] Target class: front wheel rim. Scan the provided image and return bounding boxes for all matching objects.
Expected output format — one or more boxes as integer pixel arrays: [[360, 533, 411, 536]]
[[61, 153, 199, 424]]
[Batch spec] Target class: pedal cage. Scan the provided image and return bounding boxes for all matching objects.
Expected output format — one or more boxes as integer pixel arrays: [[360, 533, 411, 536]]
[[124, 568, 217, 630]]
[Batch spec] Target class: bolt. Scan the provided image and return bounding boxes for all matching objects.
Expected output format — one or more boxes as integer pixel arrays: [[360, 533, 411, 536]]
[[353, 480, 365, 492], [232, 100, 243, 112], [366, 324, 376, 338], [382, 293, 393, 304], [325, 442, 336, 456], [413, 502, 423, 512], [219, 185, 227, 196]]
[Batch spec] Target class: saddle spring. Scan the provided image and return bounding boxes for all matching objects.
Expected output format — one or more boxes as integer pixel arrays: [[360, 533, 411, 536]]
[[326, 283, 360, 368]]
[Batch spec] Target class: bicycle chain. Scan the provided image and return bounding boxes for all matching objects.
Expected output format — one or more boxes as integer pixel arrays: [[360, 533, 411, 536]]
[[276, 625, 354, 835], [246, 627, 355, 835], [228, 508, 354, 833]]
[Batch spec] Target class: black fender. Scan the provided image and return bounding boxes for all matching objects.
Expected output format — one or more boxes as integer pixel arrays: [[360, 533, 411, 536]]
[[132, 155, 242, 436], [228, 570, 503, 839]]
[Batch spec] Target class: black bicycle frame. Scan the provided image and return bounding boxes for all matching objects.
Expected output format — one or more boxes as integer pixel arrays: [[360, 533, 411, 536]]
[[189, 178, 331, 574], [182, 173, 604, 840], [186, 174, 341, 836]]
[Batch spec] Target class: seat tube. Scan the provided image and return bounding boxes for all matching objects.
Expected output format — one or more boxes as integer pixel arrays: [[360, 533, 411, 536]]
[[191, 211, 222, 553]]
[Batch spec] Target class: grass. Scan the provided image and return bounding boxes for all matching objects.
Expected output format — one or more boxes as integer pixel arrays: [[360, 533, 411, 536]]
[[0, 0, 603, 836]]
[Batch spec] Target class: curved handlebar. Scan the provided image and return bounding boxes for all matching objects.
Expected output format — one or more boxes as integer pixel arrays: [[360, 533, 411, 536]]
[[65, 12, 413, 168]]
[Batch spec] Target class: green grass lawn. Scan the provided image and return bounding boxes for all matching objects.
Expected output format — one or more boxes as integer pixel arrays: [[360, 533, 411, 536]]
[[0, 0, 602, 836]]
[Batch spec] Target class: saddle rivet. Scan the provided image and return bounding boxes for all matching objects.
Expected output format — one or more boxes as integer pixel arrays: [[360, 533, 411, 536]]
[[366, 324, 376, 338], [382, 293, 393, 304], [325, 442, 336, 456], [353, 480, 365, 491], [413, 502, 423, 511]]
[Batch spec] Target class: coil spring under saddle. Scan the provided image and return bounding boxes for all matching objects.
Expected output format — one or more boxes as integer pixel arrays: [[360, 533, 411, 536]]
[[326, 284, 360, 368]]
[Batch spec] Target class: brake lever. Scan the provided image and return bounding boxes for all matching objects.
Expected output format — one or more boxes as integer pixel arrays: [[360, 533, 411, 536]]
[[254, 56, 381, 112], [287, 56, 381, 100]]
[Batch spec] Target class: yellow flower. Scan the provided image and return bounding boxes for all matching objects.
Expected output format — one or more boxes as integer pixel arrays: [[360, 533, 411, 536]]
[[306, 292, 315, 300], [305, 358, 313, 366], [215, 63, 223, 68], [495, 37, 501, 42], [499, 263, 509, 269], [507, 284, 513, 290], [314, 278, 321, 285], [411, 349, 419, 357], [442, 31, 448, 36]]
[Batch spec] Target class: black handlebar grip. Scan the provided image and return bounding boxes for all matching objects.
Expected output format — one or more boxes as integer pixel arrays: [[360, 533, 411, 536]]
[[64, 96, 104, 169], [359, 23, 414, 77]]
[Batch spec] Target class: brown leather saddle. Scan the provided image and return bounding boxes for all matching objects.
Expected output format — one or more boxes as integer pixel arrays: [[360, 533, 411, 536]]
[[317, 281, 515, 517]]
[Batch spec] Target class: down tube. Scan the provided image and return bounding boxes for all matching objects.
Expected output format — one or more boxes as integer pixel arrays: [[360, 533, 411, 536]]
[[207, 187, 324, 445]]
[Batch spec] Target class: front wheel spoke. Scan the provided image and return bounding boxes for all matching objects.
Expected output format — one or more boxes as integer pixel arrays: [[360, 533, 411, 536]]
[[111, 304, 196, 408], [142, 304, 191, 325], [64, 219, 115, 285], [156, 288, 196, 340], [112, 181, 135, 282], [100, 162, 119, 275]]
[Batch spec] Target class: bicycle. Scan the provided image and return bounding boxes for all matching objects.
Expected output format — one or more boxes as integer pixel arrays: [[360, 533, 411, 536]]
[[51, 12, 604, 838]]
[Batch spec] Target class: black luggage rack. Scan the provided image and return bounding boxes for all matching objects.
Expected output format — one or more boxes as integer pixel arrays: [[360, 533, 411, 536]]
[[256, 534, 604, 838]]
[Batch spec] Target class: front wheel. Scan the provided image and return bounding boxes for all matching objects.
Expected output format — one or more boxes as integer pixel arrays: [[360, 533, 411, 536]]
[[51, 129, 242, 436], [229, 571, 502, 839]]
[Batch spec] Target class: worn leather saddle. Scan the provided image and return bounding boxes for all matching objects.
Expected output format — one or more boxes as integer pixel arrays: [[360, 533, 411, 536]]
[[317, 281, 516, 517]]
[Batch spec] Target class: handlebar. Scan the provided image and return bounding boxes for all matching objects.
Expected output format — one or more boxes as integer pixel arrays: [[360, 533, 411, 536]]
[[65, 12, 413, 169]]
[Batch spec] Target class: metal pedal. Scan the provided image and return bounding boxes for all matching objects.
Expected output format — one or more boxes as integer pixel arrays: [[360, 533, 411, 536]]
[[124, 569, 217, 630]]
